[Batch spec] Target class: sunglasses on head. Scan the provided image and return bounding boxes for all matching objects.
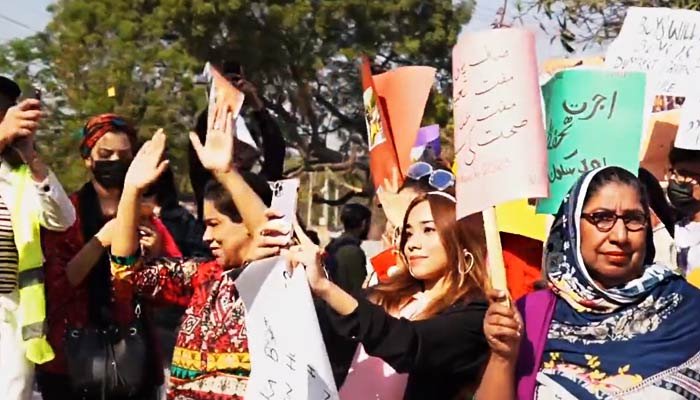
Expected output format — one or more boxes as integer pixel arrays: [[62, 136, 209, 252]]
[[406, 161, 455, 191]]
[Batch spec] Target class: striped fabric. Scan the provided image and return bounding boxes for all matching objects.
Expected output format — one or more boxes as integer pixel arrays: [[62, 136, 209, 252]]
[[0, 194, 18, 294]]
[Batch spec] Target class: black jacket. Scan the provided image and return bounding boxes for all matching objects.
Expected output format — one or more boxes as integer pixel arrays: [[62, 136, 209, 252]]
[[317, 295, 489, 400]]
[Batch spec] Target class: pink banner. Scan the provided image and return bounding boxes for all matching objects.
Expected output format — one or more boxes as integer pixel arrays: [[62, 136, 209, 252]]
[[453, 28, 549, 219]]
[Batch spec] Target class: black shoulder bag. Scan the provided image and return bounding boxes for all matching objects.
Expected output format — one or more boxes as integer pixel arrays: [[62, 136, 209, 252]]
[[64, 301, 148, 399]]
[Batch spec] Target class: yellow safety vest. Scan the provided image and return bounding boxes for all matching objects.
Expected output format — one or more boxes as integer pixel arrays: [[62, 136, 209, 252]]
[[10, 164, 54, 364]]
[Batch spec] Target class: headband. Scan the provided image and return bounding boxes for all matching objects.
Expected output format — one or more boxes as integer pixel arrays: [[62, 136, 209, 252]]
[[427, 191, 457, 203], [79, 113, 137, 158]]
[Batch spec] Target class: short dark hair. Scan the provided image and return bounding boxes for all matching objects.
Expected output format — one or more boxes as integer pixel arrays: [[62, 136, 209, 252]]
[[669, 147, 700, 166], [203, 171, 273, 222], [340, 203, 371, 230]]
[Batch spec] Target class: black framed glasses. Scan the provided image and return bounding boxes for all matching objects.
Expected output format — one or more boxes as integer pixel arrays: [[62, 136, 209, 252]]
[[581, 210, 648, 232], [406, 161, 455, 191]]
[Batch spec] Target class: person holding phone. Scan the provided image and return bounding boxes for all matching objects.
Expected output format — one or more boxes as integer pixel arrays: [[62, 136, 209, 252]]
[[108, 115, 288, 399], [0, 76, 76, 400]]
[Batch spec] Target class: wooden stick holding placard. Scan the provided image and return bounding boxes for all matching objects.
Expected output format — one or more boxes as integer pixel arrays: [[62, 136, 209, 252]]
[[482, 206, 510, 307]]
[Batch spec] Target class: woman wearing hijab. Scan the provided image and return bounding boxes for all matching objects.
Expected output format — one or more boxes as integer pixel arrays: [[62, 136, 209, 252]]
[[478, 166, 700, 399]]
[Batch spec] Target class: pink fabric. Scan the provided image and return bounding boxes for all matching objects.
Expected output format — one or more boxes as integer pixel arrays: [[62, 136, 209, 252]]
[[339, 293, 429, 400]]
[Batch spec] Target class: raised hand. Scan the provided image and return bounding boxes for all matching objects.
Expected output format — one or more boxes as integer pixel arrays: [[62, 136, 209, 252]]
[[281, 222, 328, 293], [0, 99, 41, 144], [189, 106, 234, 175], [382, 167, 401, 194], [124, 128, 169, 191]]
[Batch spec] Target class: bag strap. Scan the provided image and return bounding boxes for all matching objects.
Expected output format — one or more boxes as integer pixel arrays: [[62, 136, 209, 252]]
[[515, 289, 556, 400]]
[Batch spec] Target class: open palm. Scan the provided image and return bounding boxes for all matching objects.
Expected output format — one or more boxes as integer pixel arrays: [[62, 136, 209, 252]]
[[189, 107, 234, 174], [124, 128, 169, 190]]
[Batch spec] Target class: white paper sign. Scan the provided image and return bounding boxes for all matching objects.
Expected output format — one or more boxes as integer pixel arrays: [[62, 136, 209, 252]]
[[605, 7, 700, 97], [269, 179, 300, 225], [235, 257, 339, 400]]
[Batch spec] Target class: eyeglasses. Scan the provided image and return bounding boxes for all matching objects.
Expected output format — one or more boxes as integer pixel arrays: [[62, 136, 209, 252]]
[[581, 210, 648, 232], [406, 162, 455, 191]]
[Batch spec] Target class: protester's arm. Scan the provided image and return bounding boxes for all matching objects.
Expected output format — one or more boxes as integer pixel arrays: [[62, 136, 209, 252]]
[[112, 129, 168, 258], [43, 222, 87, 308], [0, 99, 41, 153], [189, 111, 267, 234], [285, 239, 488, 375], [110, 254, 201, 307], [66, 220, 114, 287], [475, 290, 522, 400], [475, 356, 517, 400], [323, 292, 489, 375], [30, 160, 76, 231]]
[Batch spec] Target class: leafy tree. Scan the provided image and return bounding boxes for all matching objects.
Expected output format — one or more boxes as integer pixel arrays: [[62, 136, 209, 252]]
[[521, 0, 700, 53], [1, 0, 203, 192], [157, 0, 472, 199], [1, 0, 473, 214]]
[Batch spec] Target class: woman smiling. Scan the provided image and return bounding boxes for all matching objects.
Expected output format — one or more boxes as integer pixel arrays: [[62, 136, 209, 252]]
[[286, 189, 490, 399]]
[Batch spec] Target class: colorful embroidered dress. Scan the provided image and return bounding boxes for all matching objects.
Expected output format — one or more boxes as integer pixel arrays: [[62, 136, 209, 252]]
[[536, 167, 700, 400], [111, 256, 250, 400]]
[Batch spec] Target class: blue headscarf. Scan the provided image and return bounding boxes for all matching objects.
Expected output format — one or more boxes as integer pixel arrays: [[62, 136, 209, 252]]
[[538, 167, 700, 399]]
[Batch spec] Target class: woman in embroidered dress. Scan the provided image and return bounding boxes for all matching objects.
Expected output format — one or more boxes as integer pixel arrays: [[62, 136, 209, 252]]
[[285, 189, 491, 399], [478, 166, 700, 400], [109, 116, 286, 400]]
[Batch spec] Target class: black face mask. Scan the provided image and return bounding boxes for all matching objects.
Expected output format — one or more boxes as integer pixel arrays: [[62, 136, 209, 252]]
[[92, 160, 129, 189], [668, 180, 700, 215]]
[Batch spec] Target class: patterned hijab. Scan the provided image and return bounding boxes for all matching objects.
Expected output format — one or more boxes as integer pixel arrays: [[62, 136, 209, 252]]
[[538, 167, 700, 399], [79, 113, 137, 158]]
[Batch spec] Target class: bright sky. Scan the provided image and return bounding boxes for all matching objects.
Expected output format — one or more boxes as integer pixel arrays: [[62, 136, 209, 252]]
[[465, 1, 604, 63], [0, 0, 52, 42], [1, 0, 604, 63]]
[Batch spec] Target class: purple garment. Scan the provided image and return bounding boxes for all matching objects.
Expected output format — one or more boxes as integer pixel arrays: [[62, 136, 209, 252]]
[[413, 124, 440, 156], [515, 289, 556, 400]]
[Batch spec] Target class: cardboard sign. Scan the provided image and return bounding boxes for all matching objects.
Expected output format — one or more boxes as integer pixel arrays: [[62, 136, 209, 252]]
[[675, 89, 700, 150], [538, 69, 647, 214], [235, 257, 339, 400], [605, 7, 700, 96], [641, 110, 680, 179], [452, 28, 549, 219]]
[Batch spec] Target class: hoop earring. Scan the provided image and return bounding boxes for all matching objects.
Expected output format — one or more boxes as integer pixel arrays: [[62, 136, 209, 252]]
[[459, 249, 474, 276]]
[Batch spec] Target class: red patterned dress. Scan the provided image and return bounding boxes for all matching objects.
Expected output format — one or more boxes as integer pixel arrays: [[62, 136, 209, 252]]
[[111, 255, 250, 400]]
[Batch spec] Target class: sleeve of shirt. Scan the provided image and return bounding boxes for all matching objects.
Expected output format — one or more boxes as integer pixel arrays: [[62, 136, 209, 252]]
[[34, 170, 76, 232], [42, 222, 86, 311], [110, 253, 201, 307], [325, 296, 489, 376]]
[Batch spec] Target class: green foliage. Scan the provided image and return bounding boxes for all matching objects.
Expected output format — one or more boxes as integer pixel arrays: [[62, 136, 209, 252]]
[[0, 0, 473, 201], [528, 0, 700, 52]]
